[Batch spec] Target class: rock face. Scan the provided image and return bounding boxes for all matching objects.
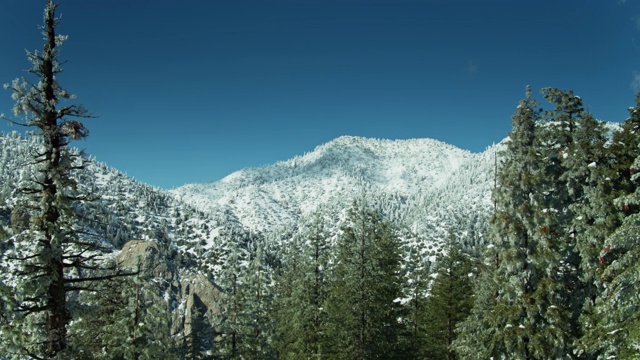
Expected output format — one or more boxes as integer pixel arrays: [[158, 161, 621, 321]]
[[116, 240, 223, 340], [117, 240, 177, 282]]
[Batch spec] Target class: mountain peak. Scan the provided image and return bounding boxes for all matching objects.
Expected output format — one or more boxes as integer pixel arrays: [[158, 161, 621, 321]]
[[172, 135, 493, 232]]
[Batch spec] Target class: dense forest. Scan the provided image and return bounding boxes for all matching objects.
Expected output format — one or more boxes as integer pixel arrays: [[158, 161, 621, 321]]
[[1, 1, 640, 359]]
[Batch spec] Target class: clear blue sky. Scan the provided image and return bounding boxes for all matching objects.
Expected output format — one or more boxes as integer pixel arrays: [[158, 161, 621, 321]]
[[1, 0, 640, 189]]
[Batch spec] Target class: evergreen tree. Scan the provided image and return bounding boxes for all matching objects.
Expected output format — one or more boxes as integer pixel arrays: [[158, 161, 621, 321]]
[[540, 88, 594, 345], [453, 244, 502, 359], [273, 213, 331, 359], [240, 244, 277, 359], [578, 95, 640, 358], [0, 2, 130, 357], [400, 233, 434, 358], [325, 200, 405, 359], [63, 275, 176, 360], [423, 234, 474, 360], [216, 245, 247, 358], [565, 111, 621, 358], [605, 92, 640, 199], [541, 87, 583, 154], [455, 86, 572, 359], [216, 242, 277, 359]]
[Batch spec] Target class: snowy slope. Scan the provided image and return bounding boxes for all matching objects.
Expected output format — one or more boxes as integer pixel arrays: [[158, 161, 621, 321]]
[[0, 131, 247, 261], [171, 136, 498, 239], [1, 131, 499, 262]]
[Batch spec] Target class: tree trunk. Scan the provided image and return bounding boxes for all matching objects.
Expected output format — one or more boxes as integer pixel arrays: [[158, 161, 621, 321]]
[[46, 259, 67, 356], [43, 2, 68, 354], [359, 212, 366, 360]]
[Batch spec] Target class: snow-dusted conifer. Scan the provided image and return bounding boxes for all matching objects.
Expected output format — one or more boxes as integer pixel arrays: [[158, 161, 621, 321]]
[[215, 244, 248, 358], [539, 88, 595, 345], [272, 212, 331, 358], [324, 199, 405, 359], [578, 94, 640, 358], [0, 2, 130, 358], [423, 233, 474, 360], [216, 241, 277, 359], [456, 86, 572, 359], [63, 275, 176, 360], [563, 110, 621, 357], [400, 231, 436, 358], [453, 244, 501, 359], [182, 300, 215, 360], [239, 244, 277, 358]]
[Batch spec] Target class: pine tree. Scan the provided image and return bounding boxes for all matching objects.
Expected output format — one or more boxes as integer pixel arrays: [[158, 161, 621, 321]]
[[540, 88, 596, 346], [216, 242, 277, 359], [452, 244, 502, 359], [606, 93, 640, 199], [0, 2, 130, 357], [455, 86, 572, 359], [63, 274, 176, 360], [541, 88, 583, 154], [216, 245, 247, 358], [273, 213, 331, 359], [240, 244, 277, 359], [423, 234, 474, 360], [578, 94, 640, 358], [325, 200, 405, 359], [400, 233, 434, 358], [565, 111, 621, 358]]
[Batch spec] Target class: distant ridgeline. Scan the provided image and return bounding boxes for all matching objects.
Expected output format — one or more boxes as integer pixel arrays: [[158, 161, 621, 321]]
[[1, 131, 497, 264]]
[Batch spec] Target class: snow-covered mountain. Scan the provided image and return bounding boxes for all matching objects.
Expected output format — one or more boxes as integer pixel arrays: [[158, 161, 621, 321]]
[[1, 131, 499, 254], [171, 135, 499, 248], [0, 131, 499, 341]]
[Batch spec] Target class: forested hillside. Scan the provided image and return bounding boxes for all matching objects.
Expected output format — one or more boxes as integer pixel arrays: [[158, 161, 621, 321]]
[[3, 85, 639, 359], [1, 1, 639, 359], [0, 106, 494, 359]]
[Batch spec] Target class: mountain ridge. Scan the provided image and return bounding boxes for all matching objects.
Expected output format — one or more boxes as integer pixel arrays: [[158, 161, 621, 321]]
[[1, 131, 498, 249], [0, 130, 497, 345], [171, 135, 498, 236]]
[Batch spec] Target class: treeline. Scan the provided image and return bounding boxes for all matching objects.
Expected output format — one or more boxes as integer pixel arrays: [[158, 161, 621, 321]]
[[175, 200, 475, 359], [2, 197, 477, 359]]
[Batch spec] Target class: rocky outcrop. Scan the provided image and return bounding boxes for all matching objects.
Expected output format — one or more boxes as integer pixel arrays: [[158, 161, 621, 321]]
[[116, 240, 223, 340], [116, 240, 177, 282], [182, 273, 224, 336]]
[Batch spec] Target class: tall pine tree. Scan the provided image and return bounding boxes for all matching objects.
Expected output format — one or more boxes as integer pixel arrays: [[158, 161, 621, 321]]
[[0, 2, 130, 357], [216, 242, 277, 359], [423, 234, 474, 360], [540, 88, 592, 345], [565, 109, 620, 358], [455, 86, 573, 359], [63, 275, 176, 360], [325, 200, 405, 359], [273, 213, 331, 359], [400, 232, 435, 358], [578, 94, 640, 358]]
